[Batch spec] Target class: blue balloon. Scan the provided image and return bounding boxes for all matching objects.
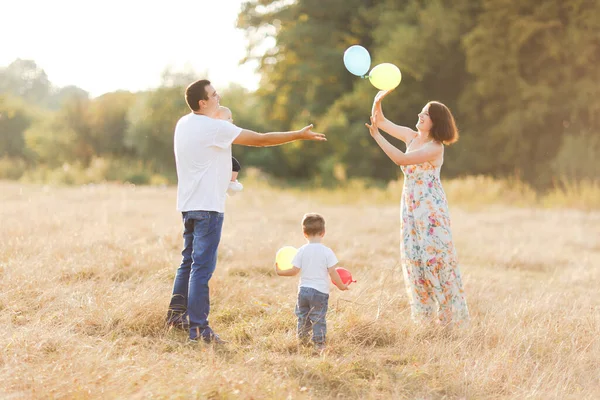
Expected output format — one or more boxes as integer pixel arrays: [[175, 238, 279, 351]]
[[343, 45, 371, 76]]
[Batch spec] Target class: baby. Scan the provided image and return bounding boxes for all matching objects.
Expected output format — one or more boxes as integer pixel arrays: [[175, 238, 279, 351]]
[[215, 105, 243, 195]]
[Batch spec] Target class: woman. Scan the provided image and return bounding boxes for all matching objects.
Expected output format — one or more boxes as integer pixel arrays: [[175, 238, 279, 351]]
[[367, 90, 469, 326]]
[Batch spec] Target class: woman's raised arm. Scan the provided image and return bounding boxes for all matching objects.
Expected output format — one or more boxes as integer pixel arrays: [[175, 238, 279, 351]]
[[372, 90, 418, 144]]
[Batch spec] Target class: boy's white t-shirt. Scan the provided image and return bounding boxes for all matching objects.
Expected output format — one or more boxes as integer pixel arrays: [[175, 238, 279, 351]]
[[292, 243, 338, 294], [174, 113, 242, 212]]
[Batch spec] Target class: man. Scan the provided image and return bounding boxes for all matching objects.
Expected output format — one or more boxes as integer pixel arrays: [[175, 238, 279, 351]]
[[166, 79, 326, 343]]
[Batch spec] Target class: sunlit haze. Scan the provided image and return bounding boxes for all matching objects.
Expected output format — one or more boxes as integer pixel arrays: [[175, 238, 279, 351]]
[[1, 0, 262, 97]]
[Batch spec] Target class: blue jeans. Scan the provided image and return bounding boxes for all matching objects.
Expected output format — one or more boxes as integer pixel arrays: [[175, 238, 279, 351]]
[[295, 287, 329, 344], [167, 210, 224, 340]]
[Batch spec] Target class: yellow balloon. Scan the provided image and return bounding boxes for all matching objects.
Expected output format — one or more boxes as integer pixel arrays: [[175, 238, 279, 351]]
[[369, 63, 402, 90], [276, 246, 297, 270]]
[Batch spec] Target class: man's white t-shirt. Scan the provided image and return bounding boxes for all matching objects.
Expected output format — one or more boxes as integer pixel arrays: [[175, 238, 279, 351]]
[[174, 113, 242, 212], [292, 243, 339, 294]]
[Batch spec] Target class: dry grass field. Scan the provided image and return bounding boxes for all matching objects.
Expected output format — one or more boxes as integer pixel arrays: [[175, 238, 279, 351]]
[[1, 180, 599, 399]]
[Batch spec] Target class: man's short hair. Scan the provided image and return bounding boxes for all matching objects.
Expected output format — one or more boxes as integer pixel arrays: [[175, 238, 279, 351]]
[[302, 213, 325, 236], [185, 79, 211, 111]]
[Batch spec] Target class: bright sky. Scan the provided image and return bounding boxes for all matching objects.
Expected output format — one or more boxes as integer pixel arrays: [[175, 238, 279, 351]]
[[0, 0, 263, 97]]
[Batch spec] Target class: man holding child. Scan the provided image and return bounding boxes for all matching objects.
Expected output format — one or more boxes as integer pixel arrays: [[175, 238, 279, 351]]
[[166, 79, 326, 343]]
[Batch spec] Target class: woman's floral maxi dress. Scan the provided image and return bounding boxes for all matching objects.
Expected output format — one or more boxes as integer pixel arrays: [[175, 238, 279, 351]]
[[400, 160, 470, 325]]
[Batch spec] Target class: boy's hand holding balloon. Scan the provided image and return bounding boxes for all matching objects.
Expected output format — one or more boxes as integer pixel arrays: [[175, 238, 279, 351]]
[[331, 267, 356, 290]]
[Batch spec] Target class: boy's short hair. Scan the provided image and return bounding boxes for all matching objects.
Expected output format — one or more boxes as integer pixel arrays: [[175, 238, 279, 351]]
[[302, 213, 325, 236]]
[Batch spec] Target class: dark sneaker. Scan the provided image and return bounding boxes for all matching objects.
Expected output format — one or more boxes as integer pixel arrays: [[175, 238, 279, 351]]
[[168, 320, 190, 331], [189, 333, 227, 345], [189, 327, 227, 344], [314, 343, 326, 352], [166, 316, 189, 331], [204, 333, 227, 344]]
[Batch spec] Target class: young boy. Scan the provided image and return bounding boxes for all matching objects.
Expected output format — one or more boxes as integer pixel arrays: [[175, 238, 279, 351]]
[[275, 213, 348, 351], [214, 106, 243, 196]]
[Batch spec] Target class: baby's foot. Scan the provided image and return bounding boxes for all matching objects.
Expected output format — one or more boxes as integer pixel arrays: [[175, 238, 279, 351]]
[[227, 180, 244, 196]]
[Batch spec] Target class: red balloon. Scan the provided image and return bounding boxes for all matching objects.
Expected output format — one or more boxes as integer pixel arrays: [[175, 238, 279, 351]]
[[333, 267, 356, 287]]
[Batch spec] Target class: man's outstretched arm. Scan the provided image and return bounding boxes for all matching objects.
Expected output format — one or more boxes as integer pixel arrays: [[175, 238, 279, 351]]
[[233, 124, 326, 147]]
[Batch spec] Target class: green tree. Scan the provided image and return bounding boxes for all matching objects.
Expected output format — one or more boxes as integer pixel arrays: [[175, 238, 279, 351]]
[[461, 0, 600, 184], [125, 86, 188, 175], [0, 95, 32, 158], [47, 85, 89, 110], [27, 94, 97, 166], [0, 59, 52, 105], [238, 0, 377, 179], [24, 111, 77, 166], [369, 0, 482, 178], [88, 91, 136, 157], [238, 0, 483, 181]]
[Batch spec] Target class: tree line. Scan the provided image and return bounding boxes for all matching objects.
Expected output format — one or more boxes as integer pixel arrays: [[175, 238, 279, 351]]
[[1, 0, 599, 187]]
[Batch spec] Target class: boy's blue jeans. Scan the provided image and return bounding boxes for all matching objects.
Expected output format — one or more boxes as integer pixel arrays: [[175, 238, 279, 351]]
[[167, 210, 224, 340], [295, 287, 329, 344]]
